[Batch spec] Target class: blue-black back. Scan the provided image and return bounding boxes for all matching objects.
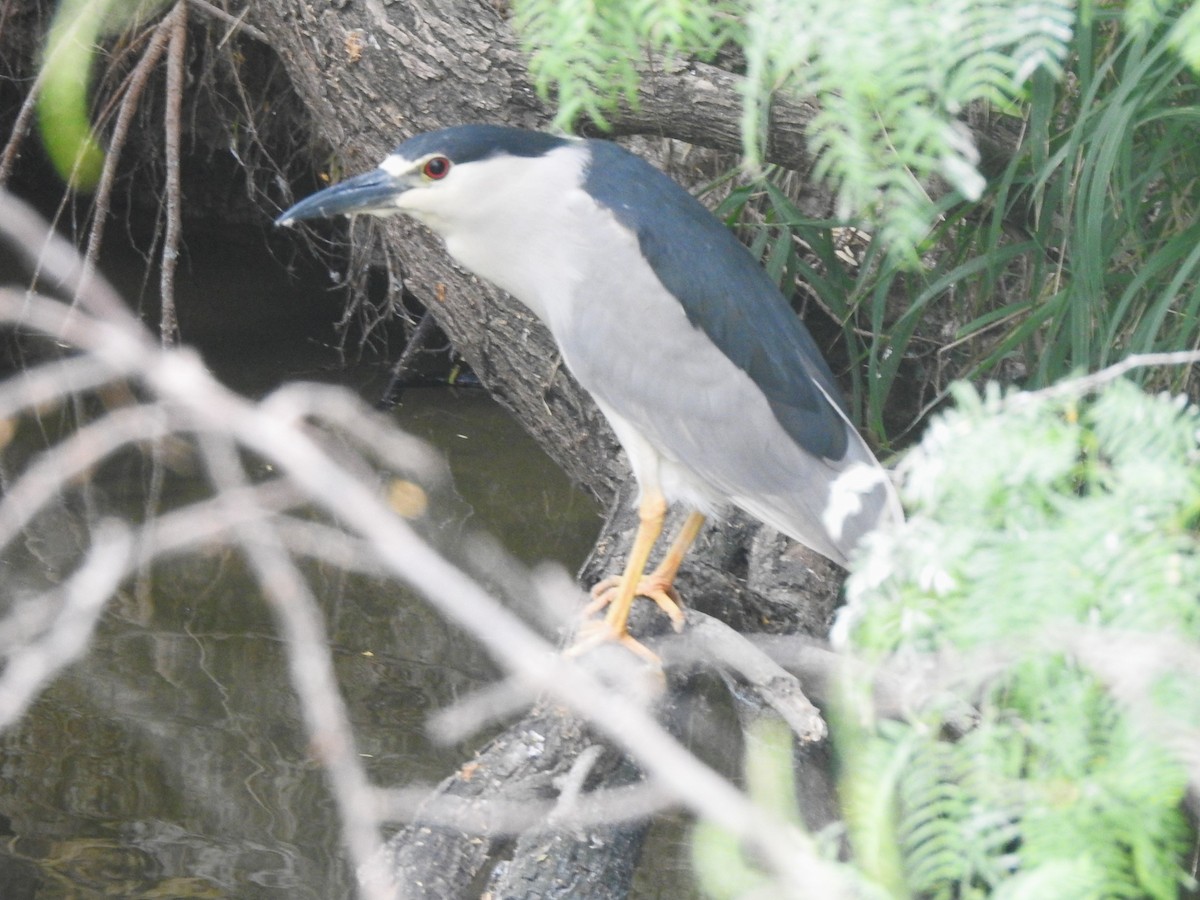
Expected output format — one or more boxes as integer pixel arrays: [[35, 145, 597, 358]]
[[583, 139, 849, 462]]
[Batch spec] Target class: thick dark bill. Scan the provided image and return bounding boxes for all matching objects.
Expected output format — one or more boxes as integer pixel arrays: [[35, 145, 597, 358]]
[[275, 168, 405, 226]]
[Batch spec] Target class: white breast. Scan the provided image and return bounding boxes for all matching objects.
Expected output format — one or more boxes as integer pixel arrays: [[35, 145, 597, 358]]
[[435, 144, 596, 325]]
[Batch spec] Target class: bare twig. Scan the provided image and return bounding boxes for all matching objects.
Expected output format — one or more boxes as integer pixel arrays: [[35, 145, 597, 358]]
[[372, 777, 675, 837], [132, 478, 307, 556], [261, 381, 448, 483], [0, 190, 857, 898], [1014, 351, 1200, 404], [426, 676, 538, 744], [0, 195, 138, 327], [79, 3, 181, 301], [0, 353, 135, 422], [0, 399, 173, 554], [0, 522, 132, 728], [158, 1, 187, 346], [0, 68, 45, 187], [185, 0, 269, 45], [666, 611, 826, 743], [193, 426, 391, 900]]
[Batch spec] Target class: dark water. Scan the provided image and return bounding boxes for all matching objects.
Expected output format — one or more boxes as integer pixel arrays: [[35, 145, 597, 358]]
[[0, 223, 617, 898]]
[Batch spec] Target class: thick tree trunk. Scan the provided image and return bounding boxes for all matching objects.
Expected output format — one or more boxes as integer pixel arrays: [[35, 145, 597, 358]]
[[251, 0, 623, 498], [249, 0, 836, 503], [249, 3, 843, 895]]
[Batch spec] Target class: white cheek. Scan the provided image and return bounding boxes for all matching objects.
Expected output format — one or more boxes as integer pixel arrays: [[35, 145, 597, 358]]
[[393, 184, 457, 230], [385, 143, 593, 322]]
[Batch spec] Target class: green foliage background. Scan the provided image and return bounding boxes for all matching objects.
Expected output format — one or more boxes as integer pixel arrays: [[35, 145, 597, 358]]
[[832, 379, 1199, 899], [513, 0, 1200, 446], [691, 380, 1200, 899], [512, 2, 1200, 893]]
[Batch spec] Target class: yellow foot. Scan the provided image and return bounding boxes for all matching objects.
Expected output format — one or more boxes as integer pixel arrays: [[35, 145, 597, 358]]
[[567, 618, 664, 666], [581, 574, 686, 632]]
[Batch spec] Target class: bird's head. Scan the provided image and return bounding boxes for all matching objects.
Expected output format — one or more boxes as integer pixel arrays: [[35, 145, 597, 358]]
[[275, 124, 577, 235]]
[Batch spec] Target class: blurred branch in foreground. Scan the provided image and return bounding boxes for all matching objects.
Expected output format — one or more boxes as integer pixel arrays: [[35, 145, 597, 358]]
[[0, 191, 843, 899]]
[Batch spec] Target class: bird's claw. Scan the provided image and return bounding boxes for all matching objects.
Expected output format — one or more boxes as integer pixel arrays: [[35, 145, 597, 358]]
[[582, 575, 686, 632], [567, 618, 664, 667]]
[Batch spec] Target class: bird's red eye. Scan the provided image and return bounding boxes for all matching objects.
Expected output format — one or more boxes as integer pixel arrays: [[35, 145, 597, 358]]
[[423, 156, 451, 180]]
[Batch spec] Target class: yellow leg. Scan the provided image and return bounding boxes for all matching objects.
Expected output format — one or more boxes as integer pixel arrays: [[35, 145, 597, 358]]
[[650, 509, 706, 589], [590, 508, 706, 617], [575, 504, 707, 662], [602, 490, 668, 636], [569, 491, 671, 663]]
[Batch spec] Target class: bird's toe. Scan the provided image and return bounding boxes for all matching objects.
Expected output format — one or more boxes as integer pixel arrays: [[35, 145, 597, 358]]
[[581, 574, 686, 631], [567, 618, 664, 667]]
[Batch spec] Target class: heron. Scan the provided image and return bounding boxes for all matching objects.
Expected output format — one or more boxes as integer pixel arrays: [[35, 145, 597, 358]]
[[277, 124, 901, 662]]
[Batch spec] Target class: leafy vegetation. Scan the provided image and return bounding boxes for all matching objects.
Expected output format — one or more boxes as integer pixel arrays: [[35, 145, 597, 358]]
[[513, 0, 1075, 255], [693, 379, 1200, 898], [515, 9, 1200, 887], [36, 0, 170, 187], [832, 378, 1199, 899], [513, 0, 1200, 446]]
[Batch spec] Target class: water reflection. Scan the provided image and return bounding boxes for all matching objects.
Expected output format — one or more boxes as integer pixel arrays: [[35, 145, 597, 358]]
[[0, 227, 601, 897]]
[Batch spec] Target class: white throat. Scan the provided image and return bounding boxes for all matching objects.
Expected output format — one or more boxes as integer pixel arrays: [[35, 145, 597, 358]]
[[398, 143, 595, 325]]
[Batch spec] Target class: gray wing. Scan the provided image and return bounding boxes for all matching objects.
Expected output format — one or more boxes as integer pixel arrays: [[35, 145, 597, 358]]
[[553, 213, 898, 563], [584, 139, 851, 462]]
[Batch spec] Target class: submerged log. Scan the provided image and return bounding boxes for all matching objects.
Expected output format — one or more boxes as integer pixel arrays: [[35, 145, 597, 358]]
[[366, 481, 843, 897]]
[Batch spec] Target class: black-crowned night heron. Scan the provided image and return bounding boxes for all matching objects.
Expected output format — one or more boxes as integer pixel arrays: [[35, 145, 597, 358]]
[[277, 125, 901, 661]]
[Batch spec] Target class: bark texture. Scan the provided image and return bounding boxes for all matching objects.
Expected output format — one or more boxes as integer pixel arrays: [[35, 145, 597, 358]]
[[252, 0, 623, 498], [371, 495, 844, 899], [248, 3, 843, 895]]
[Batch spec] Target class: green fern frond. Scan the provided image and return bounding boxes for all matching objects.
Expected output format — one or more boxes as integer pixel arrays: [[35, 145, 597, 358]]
[[834, 707, 911, 895], [738, 0, 1076, 256], [836, 381, 1198, 899], [512, 0, 1075, 258], [897, 738, 975, 892], [628, 0, 737, 57], [511, 0, 643, 128], [512, 0, 733, 130]]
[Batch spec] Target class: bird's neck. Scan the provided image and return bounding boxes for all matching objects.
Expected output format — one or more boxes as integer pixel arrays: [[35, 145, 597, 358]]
[[431, 144, 595, 327]]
